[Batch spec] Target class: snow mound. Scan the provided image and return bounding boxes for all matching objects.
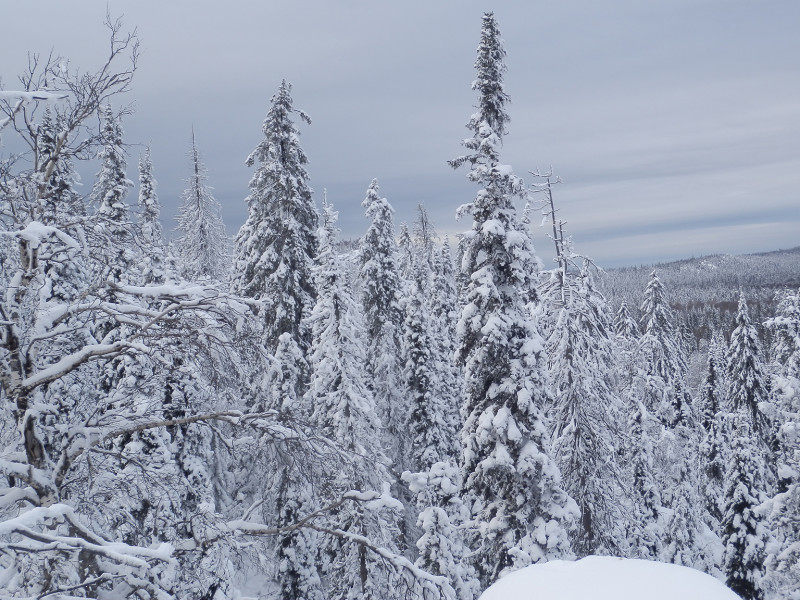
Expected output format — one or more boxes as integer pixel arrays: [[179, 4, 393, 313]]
[[480, 556, 739, 600]]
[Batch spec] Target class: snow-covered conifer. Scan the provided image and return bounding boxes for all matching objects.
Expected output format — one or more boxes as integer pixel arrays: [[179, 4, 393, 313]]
[[450, 12, 576, 585], [90, 103, 134, 282], [639, 270, 691, 426], [429, 237, 461, 460], [176, 131, 228, 281], [615, 300, 640, 339], [546, 265, 629, 556], [727, 293, 772, 439], [137, 145, 165, 284], [358, 179, 407, 463], [405, 255, 451, 472], [404, 463, 480, 600], [699, 332, 727, 526], [232, 80, 317, 353], [307, 200, 398, 599], [627, 398, 663, 560], [721, 417, 769, 600]]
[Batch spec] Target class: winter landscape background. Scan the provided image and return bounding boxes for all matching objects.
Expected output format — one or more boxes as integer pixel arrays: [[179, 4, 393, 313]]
[[1, 6, 799, 600]]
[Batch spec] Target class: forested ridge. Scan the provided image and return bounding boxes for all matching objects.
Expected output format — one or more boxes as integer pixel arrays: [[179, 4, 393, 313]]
[[0, 13, 798, 600]]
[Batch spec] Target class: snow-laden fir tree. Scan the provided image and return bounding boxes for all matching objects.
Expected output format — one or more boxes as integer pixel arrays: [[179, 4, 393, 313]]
[[450, 12, 576, 586], [639, 270, 691, 427], [90, 103, 134, 283], [358, 179, 407, 468], [232, 80, 317, 353], [626, 397, 663, 560], [307, 201, 400, 599], [265, 333, 325, 600], [699, 331, 728, 528], [727, 293, 773, 444], [659, 424, 717, 574], [768, 288, 800, 381], [37, 107, 84, 226], [544, 263, 629, 557], [405, 253, 451, 473], [721, 416, 770, 600], [428, 237, 462, 463], [403, 462, 480, 600], [34, 108, 89, 304], [176, 131, 228, 281], [762, 290, 800, 599], [614, 300, 640, 339], [137, 145, 165, 284]]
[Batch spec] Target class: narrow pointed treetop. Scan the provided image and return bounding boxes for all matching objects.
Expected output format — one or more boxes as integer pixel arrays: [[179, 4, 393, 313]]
[[472, 12, 510, 140], [137, 145, 162, 248], [614, 300, 640, 338], [176, 130, 228, 281], [232, 80, 317, 352]]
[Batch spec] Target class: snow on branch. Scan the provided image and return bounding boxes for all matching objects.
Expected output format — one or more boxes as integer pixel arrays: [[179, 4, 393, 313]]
[[222, 491, 457, 600]]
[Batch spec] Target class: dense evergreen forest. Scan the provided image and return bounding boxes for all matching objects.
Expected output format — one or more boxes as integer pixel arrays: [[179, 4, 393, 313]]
[[0, 12, 798, 600]]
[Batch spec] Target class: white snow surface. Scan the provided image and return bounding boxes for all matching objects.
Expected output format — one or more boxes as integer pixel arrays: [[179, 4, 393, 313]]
[[479, 556, 740, 600]]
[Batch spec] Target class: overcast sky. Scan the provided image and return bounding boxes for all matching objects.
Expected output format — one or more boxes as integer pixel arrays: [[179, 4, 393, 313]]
[[2, 0, 798, 267]]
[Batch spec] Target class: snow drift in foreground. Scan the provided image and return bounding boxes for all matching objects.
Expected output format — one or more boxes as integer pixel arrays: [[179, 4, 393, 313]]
[[480, 556, 740, 600]]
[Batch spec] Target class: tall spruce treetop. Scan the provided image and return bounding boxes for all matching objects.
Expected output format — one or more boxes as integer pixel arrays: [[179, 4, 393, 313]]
[[232, 80, 317, 351], [176, 131, 228, 281], [451, 12, 575, 586]]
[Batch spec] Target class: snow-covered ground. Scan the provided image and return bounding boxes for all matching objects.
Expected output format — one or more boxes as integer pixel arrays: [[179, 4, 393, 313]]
[[480, 556, 740, 600]]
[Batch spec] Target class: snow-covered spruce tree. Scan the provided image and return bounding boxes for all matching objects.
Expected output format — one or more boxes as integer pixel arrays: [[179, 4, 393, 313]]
[[405, 254, 451, 474], [768, 288, 800, 382], [358, 179, 407, 471], [34, 108, 89, 306], [626, 397, 663, 560], [90, 102, 135, 283], [544, 263, 629, 557], [639, 270, 691, 427], [699, 331, 728, 528], [403, 463, 480, 600], [721, 416, 770, 600], [307, 201, 400, 599], [232, 80, 317, 353], [727, 293, 773, 445], [763, 288, 800, 598], [137, 145, 166, 284], [265, 333, 325, 600], [429, 237, 462, 463], [37, 107, 85, 226], [450, 12, 576, 586], [659, 424, 717, 573], [176, 130, 229, 281], [614, 300, 640, 339]]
